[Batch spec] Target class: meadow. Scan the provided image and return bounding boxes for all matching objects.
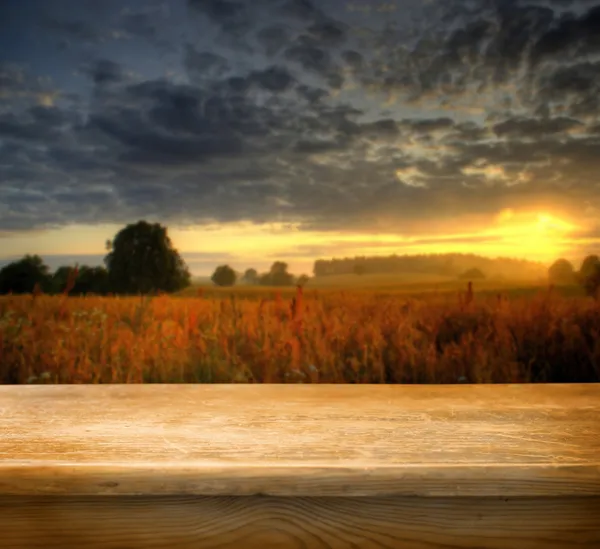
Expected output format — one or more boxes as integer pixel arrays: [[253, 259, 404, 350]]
[[0, 275, 598, 384]]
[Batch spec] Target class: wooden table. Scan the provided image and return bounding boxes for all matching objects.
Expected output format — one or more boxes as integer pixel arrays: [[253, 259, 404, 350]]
[[0, 384, 599, 548]]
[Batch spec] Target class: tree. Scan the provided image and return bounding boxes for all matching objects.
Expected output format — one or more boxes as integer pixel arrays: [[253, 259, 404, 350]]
[[52, 265, 108, 295], [297, 274, 310, 287], [104, 220, 191, 295], [578, 255, 600, 281], [74, 266, 110, 294], [211, 265, 237, 287], [52, 265, 76, 294], [578, 254, 600, 298], [0, 255, 52, 294], [242, 268, 259, 285], [548, 258, 576, 285], [260, 261, 294, 286], [459, 267, 486, 280]]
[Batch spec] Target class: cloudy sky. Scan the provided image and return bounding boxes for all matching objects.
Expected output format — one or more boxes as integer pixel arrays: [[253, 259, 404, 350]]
[[1, 0, 599, 275]]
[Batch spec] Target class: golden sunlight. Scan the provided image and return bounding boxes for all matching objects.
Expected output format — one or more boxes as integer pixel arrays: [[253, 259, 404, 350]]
[[0, 210, 590, 276], [482, 209, 582, 261]]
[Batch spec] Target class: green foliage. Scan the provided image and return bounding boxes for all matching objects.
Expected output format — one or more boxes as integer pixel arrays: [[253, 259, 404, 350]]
[[0, 255, 52, 294], [211, 265, 237, 287], [51, 266, 74, 294], [74, 266, 110, 294], [104, 220, 191, 295]]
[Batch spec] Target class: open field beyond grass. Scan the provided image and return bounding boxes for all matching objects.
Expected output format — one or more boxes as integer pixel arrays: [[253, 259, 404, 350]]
[[1, 281, 598, 384], [179, 273, 586, 300]]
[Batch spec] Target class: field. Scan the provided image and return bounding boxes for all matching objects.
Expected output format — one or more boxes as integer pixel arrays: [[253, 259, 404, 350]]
[[0, 277, 598, 384], [183, 272, 585, 300]]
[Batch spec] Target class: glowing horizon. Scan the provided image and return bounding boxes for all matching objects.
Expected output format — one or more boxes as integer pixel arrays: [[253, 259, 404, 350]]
[[0, 208, 590, 276]]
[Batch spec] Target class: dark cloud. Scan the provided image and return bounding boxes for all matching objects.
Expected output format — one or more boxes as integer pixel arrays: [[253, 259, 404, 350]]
[[295, 84, 329, 104], [0, 62, 57, 105], [492, 116, 584, 138], [256, 25, 291, 56], [341, 49, 363, 70], [0, 107, 72, 142], [279, 0, 325, 22], [534, 60, 600, 117], [285, 39, 332, 74], [187, 0, 251, 35], [250, 66, 295, 92], [184, 45, 231, 79], [530, 5, 600, 66], [88, 104, 245, 165], [84, 59, 124, 85], [116, 5, 176, 52], [360, 119, 400, 139], [487, 4, 554, 77], [306, 20, 347, 46], [0, 63, 25, 95], [588, 122, 600, 134], [283, 35, 345, 88], [188, 0, 244, 21], [1, 0, 600, 260], [41, 16, 103, 44], [404, 118, 455, 134]]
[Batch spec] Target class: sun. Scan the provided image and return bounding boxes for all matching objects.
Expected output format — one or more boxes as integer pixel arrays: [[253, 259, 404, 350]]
[[484, 209, 580, 261]]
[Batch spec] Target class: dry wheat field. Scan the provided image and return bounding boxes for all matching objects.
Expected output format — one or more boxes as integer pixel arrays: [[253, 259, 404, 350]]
[[0, 284, 598, 384]]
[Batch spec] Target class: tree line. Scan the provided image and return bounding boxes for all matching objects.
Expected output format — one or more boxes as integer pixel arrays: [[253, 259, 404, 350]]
[[212, 262, 310, 288], [0, 220, 309, 296], [548, 256, 600, 297], [313, 253, 547, 279], [1, 220, 599, 298]]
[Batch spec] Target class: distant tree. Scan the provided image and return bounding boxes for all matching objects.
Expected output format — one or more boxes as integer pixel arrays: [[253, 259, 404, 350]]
[[297, 274, 310, 287], [0, 255, 52, 294], [353, 264, 366, 276], [459, 267, 486, 280], [104, 220, 191, 295], [242, 268, 259, 285], [260, 261, 294, 286], [52, 265, 108, 295], [74, 266, 109, 295], [578, 254, 600, 298], [548, 258, 576, 285], [211, 265, 237, 287], [578, 255, 600, 281], [52, 265, 75, 294]]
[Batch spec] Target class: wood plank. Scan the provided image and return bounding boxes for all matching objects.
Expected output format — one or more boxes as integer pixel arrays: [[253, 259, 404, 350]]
[[1, 384, 599, 497], [2, 495, 599, 549]]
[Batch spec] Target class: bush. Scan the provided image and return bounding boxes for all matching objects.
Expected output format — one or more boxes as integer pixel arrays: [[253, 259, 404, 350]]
[[211, 265, 237, 286]]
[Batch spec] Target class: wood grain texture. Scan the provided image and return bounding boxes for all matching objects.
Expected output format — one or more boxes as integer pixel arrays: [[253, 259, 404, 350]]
[[2, 495, 599, 549], [0, 384, 599, 497]]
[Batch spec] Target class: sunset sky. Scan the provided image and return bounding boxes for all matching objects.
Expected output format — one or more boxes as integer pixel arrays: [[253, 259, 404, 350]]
[[1, 0, 599, 275]]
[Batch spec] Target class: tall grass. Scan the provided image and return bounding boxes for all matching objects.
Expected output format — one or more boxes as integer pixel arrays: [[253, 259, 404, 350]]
[[0, 284, 598, 384]]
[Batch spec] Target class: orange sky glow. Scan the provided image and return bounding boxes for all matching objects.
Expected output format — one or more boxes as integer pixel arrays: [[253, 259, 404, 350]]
[[0, 208, 588, 275]]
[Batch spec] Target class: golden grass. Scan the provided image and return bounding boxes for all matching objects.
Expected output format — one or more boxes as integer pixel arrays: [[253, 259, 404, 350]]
[[0, 284, 598, 384]]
